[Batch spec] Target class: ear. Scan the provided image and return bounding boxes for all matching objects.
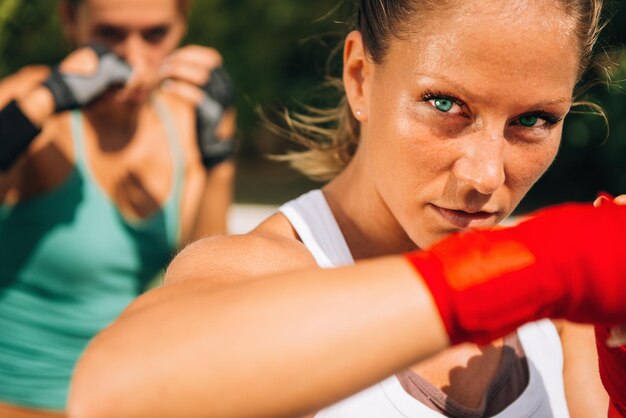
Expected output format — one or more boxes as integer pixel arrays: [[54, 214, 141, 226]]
[[343, 30, 372, 123], [58, 0, 78, 42]]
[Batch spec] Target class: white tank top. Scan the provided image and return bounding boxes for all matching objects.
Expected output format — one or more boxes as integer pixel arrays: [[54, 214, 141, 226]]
[[279, 190, 570, 418]]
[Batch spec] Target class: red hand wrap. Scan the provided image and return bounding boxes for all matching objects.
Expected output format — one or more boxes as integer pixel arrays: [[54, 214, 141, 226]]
[[595, 326, 626, 418], [405, 203, 626, 345]]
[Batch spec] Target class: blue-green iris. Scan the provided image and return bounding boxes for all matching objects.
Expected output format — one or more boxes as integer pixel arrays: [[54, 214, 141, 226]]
[[520, 116, 538, 127], [434, 99, 454, 112]]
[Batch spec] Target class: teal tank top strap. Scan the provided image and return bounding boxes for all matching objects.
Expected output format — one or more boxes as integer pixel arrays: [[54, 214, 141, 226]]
[[70, 109, 90, 174], [153, 97, 184, 248]]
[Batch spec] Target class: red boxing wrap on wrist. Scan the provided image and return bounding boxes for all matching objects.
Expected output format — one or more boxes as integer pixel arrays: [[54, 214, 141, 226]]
[[595, 326, 626, 418], [405, 203, 626, 345]]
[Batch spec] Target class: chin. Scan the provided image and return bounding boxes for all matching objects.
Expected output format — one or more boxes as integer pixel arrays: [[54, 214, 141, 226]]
[[420, 232, 450, 249]]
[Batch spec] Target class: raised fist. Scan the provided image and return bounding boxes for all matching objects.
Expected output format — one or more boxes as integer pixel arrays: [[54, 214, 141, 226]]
[[195, 66, 236, 168], [43, 44, 132, 112]]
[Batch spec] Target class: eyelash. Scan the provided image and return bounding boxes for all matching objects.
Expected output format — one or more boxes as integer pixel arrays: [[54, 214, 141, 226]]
[[422, 91, 466, 113], [516, 111, 562, 126], [420, 90, 563, 128]]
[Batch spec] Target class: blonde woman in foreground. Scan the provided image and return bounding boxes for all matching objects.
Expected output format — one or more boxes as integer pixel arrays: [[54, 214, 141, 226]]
[[70, 1, 626, 417]]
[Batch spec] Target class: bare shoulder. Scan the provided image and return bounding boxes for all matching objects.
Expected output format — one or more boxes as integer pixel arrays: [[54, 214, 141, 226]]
[[165, 212, 318, 288], [0, 65, 50, 107]]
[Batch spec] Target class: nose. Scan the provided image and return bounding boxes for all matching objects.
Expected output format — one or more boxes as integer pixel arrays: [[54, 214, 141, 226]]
[[452, 131, 506, 195], [115, 33, 148, 70]]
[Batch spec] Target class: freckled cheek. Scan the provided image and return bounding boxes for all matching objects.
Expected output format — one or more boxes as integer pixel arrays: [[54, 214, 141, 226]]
[[374, 128, 446, 223], [377, 101, 426, 155], [372, 117, 426, 181], [507, 138, 560, 198]]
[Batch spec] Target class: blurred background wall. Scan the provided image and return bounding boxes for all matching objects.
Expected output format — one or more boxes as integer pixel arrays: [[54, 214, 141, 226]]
[[1, 0, 625, 213]]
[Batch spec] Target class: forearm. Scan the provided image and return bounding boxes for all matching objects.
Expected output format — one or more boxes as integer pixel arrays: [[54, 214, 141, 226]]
[[16, 85, 55, 126], [69, 202, 626, 418], [190, 160, 235, 240], [596, 326, 626, 417], [562, 322, 609, 418], [68, 257, 449, 418], [0, 86, 53, 171]]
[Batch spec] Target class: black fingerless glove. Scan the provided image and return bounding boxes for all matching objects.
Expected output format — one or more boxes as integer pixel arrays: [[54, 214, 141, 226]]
[[196, 66, 236, 169], [0, 100, 41, 171], [43, 44, 132, 112]]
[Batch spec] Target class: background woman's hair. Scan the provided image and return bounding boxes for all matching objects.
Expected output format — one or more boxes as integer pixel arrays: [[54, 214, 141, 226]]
[[274, 0, 609, 182], [65, 0, 190, 16]]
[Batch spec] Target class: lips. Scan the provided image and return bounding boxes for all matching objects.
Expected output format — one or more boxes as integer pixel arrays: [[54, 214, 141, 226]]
[[432, 205, 498, 229]]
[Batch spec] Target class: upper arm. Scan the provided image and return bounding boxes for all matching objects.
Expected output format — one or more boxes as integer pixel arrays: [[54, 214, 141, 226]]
[[188, 105, 237, 239], [561, 321, 609, 418], [125, 230, 317, 316], [165, 231, 318, 290]]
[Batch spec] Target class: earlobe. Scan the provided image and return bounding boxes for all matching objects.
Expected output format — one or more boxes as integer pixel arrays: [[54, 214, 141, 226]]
[[343, 30, 370, 122]]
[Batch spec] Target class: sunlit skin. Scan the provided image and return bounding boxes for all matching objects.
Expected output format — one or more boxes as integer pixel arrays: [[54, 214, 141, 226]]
[[66, 1, 611, 417], [332, 1, 579, 257], [64, 0, 187, 105]]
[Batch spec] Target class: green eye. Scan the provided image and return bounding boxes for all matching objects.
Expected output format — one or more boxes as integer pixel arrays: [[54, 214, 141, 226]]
[[434, 99, 454, 112], [519, 116, 538, 127]]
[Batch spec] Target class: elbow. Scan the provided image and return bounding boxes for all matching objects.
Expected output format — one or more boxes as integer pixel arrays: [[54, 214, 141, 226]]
[[163, 236, 220, 286], [163, 245, 192, 286]]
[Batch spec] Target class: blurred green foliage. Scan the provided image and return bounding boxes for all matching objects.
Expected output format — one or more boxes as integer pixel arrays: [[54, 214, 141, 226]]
[[0, 0, 624, 210]]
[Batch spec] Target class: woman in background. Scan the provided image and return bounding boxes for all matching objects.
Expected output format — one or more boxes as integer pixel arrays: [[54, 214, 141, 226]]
[[0, 0, 236, 416]]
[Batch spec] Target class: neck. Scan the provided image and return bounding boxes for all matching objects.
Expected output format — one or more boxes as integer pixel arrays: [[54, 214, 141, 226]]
[[323, 150, 417, 261]]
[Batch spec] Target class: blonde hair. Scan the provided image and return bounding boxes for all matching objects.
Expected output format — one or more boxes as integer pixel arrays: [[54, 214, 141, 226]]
[[276, 0, 609, 182]]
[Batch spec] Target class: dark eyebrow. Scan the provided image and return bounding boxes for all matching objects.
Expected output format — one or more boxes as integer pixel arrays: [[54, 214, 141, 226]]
[[142, 24, 171, 33], [93, 24, 128, 35]]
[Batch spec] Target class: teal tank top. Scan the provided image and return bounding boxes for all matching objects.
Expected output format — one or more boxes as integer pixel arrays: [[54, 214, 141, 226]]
[[0, 101, 184, 410]]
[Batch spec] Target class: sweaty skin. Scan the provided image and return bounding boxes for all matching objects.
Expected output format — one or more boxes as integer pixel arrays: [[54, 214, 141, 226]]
[[69, 1, 611, 417]]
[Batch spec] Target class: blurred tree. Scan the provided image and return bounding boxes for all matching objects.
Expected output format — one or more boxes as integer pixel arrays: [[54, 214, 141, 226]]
[[0, 0, 624, 208]]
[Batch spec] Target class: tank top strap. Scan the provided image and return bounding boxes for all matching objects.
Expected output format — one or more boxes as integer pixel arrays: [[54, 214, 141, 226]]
[[69, 103, 183, 249], [70, 109, 89, 175], [153, 98, 185, 189], [153, 97, 184, 248], [279, 189, 354, 268]]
